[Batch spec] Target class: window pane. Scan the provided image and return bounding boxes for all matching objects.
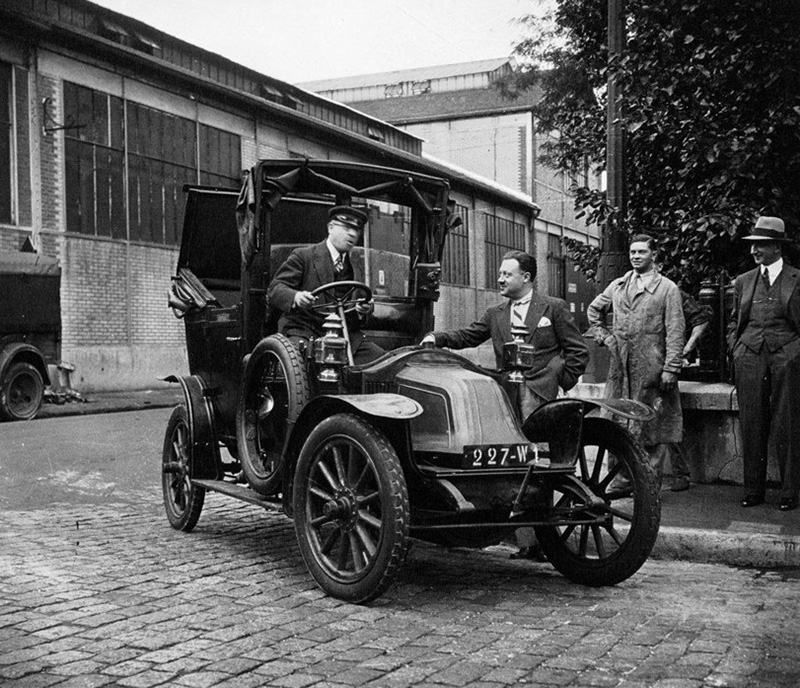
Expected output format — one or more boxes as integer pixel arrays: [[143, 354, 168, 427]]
[[126, 101, 196, 244], [441, 203, 470, 286], [483, 214, 526, 285], [199, 123, 241, 187], [0, 62, 11, 224], [547, 234, 565, 298], [64, 82, 124, 237]]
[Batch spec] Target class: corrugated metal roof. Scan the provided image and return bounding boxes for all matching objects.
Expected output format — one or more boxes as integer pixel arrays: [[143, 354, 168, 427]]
[[298, 57, 512, 92]]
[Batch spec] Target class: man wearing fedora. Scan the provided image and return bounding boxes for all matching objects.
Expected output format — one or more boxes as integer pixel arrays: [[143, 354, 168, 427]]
[[268, 205, 384, 365], [728, 216, 800, 511]]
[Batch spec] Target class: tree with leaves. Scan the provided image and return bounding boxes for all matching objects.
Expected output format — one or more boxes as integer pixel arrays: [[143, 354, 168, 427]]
[[504, 0, 800, 290]]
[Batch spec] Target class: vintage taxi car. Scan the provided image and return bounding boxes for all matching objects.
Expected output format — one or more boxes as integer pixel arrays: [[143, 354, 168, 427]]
[[162, 159, 660, 603]]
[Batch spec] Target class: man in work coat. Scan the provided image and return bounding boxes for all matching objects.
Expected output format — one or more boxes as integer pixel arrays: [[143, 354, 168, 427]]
[[728, 216, 800, 511], [587, 234, 685, 485], [422, 250, 589, 561], [268, 205, 384, 365]]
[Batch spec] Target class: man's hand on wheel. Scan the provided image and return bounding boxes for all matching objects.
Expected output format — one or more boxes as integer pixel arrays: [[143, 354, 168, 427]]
[[293, 291, 317, 309]]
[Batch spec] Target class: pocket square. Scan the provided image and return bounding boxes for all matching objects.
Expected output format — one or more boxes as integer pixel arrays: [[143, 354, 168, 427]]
[[537, 316, 552, 328]]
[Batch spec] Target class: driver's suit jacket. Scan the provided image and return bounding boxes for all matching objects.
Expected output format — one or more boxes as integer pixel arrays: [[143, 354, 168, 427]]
[[267, 240, 368, 344]]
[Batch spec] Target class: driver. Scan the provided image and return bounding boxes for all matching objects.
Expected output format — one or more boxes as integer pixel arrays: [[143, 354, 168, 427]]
[[268, 205, 385, 365]]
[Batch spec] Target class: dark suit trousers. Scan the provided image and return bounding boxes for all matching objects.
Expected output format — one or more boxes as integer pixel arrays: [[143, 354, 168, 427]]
[[734, 340, 800, 499]]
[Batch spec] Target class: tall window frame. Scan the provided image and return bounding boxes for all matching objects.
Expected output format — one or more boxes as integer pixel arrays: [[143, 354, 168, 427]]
[[441, 203, 470, 286], [63, 81, 241, 246], [0, 61, 14, 225], [126, 100, 197, 245], [64, 82, 126, 239], [547, 233, 566, 299], [483, 213, 527, 287]]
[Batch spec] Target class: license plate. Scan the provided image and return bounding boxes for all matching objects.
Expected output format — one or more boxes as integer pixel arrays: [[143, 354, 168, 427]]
[[463, 444, 530, 469]]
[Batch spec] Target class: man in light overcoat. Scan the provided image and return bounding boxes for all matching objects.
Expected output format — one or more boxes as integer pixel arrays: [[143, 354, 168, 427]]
[[587, 234, 685, 485]]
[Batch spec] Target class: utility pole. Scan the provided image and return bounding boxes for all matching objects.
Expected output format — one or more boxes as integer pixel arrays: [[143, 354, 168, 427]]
[[597, 0, 628, 287]]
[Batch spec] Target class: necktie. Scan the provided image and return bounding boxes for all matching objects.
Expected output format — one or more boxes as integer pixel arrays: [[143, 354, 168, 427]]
[[762, 268, 771, 289], [333, 253, 344, 275], [511, 301, 525, 327]]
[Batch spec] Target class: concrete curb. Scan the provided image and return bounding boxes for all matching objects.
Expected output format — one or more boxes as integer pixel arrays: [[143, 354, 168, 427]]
[[38, 390, 182, 419], [653, 526, 800, 568]]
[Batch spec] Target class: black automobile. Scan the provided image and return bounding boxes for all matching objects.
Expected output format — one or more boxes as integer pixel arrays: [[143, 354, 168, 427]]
[[163, 159, 660, 603]]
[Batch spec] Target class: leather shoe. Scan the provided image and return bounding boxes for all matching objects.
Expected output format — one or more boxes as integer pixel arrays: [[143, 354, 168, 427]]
[[741, 494, 764, 508], [510, 545, 546, 562], [779, 498, 798, 512]]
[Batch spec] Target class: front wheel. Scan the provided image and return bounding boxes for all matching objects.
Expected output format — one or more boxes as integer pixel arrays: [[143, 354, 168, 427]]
[[0, 361, 44, 421], [237, 334, 310, 495], [162, 405, 205, 531], [293, 413, 409, 603], [535, 417, 660, 586]]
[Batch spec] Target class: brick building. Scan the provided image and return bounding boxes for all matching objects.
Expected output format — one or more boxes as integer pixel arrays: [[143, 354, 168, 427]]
[[301, 59, 601, 330], [0, 0, 538, 390]]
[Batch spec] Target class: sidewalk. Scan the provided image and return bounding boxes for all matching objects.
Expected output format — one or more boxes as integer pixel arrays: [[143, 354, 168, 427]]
[[35, 388, 800, 569], [38, 386, 182, 418]]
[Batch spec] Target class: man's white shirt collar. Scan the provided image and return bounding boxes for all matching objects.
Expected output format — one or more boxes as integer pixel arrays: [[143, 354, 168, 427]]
[[763, 258, 783, 282], [326, 239, 343, 263], [513, 292, 533, 307]]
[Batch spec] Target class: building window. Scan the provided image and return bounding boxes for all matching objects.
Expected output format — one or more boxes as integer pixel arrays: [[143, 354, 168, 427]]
[[127, 101, 198, 245], [199, 123, 241, 188], [64, 82, 126, 239], [0, 62, 12, 224], [484, 213, 526, 286], [547, 234, 566, 299], [441, 203, 470, 286], [384, 83, 403, 98], [411, 80, 431, 96], [64, 82, 241, 246]]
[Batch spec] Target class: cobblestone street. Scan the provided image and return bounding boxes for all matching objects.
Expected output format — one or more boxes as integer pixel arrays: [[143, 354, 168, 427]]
[[3, 491, 800, 688]]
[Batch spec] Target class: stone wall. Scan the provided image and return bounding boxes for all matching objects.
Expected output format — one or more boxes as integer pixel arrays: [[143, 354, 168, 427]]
[[573, 381, 780, 486]]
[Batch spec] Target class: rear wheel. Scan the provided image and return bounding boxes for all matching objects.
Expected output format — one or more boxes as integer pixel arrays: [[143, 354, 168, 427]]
[[162, 405, 205, 531], [0, 361, 44, 421], [293, 414, 409, 603], [535, 417, 660, 586], [237, 334, 310, 495]]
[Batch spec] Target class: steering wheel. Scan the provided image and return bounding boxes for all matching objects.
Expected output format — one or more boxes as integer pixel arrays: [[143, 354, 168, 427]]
[[307, 281, 373, 316]]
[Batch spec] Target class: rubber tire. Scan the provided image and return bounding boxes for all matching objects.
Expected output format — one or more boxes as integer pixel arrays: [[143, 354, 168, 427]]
[[0, 361, 44, 421], [162, 405, 205, 532], [237, 334, 310, 495], [534, 417, 661, 586], [293, 413, 409, 604]]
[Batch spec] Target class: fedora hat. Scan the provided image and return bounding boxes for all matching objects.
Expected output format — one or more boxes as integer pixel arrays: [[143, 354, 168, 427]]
[[743, 216, 787, 241]]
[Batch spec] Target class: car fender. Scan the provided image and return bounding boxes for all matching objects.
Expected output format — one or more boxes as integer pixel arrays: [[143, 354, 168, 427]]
[[581, 397, 655, 422], [281, 393, 422, 516], [521, 397, 655, 465], [160, 374, 220, 479], [315, 393, 423, 420], [0, 342, 50, 386], [289, 393, 422, 449]]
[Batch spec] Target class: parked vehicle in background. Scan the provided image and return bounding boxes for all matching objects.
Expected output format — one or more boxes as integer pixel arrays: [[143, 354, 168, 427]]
[[0, 251, 61, 421], [163, 159, 661, 604]]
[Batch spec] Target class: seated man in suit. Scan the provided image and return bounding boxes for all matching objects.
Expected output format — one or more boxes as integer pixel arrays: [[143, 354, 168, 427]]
[[268, 205, 384, 365], [422, 250, 589, 560]]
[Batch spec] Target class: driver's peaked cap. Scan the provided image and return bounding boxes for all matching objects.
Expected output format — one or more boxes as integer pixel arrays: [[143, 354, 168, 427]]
[[328, 205, 368, 229]]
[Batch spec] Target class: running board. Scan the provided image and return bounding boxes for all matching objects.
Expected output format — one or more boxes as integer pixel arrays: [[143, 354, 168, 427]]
[[193, 479, 284, 511]]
